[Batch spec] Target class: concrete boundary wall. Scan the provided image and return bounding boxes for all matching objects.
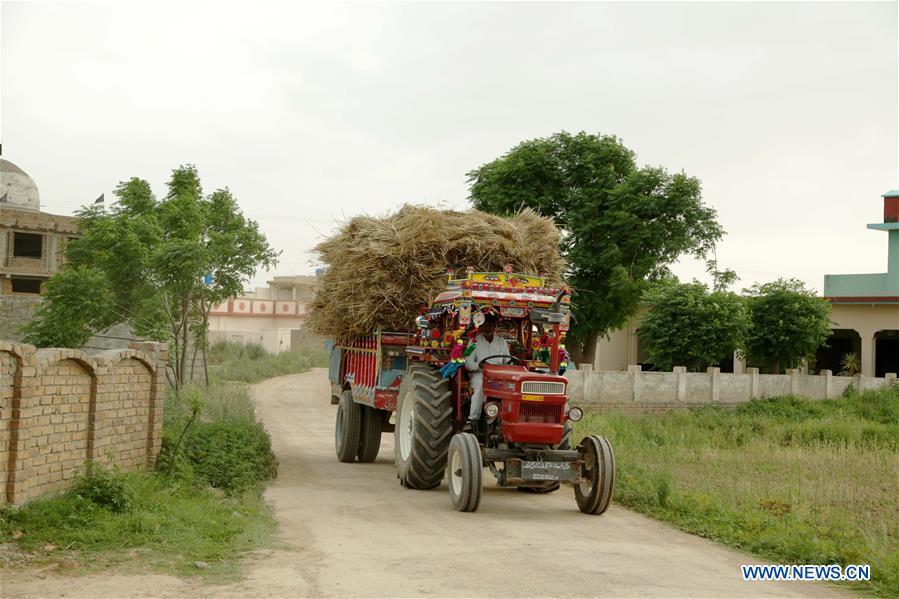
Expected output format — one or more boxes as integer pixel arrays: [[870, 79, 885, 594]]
[[566, 365, 896, 412], [0, 340, 166, 505]]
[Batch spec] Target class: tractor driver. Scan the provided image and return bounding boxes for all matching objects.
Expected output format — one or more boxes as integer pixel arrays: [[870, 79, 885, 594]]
[[464, 312, 510, 427]]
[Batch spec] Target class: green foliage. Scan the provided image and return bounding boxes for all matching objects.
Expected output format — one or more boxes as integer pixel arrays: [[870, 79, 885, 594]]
[[23, 165, 279, 391], [70, 465, 134, 513], [743, 278, 832, 373], [467, 131, 723, 357], [182, 421, 278, 494], [841, 352, 861, 376], [638, 281, 748, 371], [0, 470, 274, 579], [21, 267, 114, 347], [159, 383, 277, 494], [576, 389, 899, 597]]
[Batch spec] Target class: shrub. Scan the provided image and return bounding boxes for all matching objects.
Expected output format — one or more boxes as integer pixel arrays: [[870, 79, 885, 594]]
[[182, 420, 278, 494], [70, 465, 134, 513]]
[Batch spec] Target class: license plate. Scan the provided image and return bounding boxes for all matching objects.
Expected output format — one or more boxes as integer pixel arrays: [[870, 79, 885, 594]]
[[521, 460, 574, 481], [522, 394, 543, 402]]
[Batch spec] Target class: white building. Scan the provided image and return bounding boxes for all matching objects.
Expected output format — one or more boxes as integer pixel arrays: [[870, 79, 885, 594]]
[[208, 275, 319, 353]]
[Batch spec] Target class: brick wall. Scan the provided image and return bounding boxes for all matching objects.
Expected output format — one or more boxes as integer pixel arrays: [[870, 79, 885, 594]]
[[0, 340, 167, 504]]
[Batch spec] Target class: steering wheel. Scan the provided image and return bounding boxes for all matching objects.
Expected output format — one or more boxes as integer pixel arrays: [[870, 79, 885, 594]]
[[479, 354, 520, 367]]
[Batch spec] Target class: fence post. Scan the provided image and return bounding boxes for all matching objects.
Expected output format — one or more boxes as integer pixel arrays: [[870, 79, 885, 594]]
[[578, 364, 593, 405], [821, 369, 833, 399], [789, 368, 800, 395], [707, 366, 720, 402], [628, 364, 641, 403], [747, 367, 760, 400], [673, 366, 687, 402]]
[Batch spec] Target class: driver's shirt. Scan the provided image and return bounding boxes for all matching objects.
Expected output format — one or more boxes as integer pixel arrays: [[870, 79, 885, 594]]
[[464, 333, 511, 372]]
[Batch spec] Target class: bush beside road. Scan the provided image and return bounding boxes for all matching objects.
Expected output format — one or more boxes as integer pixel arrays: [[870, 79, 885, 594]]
[[577, 386, 899, 597]]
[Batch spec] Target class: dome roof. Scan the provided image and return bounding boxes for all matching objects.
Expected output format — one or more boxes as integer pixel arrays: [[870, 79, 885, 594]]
[[1, 159, 40, 211]]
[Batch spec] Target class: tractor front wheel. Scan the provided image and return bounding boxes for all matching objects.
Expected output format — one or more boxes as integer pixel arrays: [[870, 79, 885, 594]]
[[394, 364, 453, 489], [447, 433, 483, 512], [335, 390, 362, 463], [575, 435, 615, 515]]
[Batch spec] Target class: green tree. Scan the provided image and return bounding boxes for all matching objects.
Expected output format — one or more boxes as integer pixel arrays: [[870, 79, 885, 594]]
[[743, 278, 832, 374], [638, 281, 748, 371], [467, 131, 723, 363], [22, 165, 279, 389]]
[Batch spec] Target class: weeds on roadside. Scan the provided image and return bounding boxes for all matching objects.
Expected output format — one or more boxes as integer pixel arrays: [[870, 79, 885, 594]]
[[0, 465, 273, 578]]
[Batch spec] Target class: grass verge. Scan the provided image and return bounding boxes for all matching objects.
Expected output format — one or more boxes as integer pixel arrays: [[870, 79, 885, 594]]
[[208, 340, 328, 383], [0, 467, 274, 579], [576, 387, 899, 597]]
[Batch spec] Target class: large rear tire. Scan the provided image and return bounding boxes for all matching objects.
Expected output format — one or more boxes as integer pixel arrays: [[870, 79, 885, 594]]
[[335, 390, 362, 463], [517, 420, 571, 494], [394, 364, 453, 489], [447, 433, 483, 512], [575, 435, 615, 514], [357, 405, 383, 463]]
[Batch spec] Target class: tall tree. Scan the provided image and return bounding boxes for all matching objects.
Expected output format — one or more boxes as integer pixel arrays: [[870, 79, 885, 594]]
[[638, 280, 748, 372], [743, 278, 832, 374], [467, 131, 723, 363], [22, 165, 279, 390]]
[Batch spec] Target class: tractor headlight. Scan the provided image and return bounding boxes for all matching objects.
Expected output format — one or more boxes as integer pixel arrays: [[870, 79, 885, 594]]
[[485, 403, 500, 419], [567, 406, 583, 422]]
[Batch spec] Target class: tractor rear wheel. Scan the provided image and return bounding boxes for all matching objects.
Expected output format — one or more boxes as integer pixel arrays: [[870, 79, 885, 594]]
[[447, 433, 483, 512], [335, 390, 362, 463], [394, 363, 453, 489], [575, 435, 615, 515], [357, 405, 383, 463], [517, 420, 571, 494]]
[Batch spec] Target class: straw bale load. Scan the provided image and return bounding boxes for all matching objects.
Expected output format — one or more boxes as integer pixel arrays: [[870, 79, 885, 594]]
[[307, 204, 565, 339]]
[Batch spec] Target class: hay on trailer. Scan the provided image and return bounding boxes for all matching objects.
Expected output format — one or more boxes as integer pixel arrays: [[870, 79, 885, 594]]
[[307, 205, 565, 340]]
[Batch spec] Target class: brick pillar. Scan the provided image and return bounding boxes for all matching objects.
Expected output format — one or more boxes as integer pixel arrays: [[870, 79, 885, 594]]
[[5, 344, 39, 505], [130, 342, 168, 466]]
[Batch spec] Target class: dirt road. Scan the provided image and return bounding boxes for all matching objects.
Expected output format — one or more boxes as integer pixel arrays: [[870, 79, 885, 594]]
[[3, 369, 851, 598]]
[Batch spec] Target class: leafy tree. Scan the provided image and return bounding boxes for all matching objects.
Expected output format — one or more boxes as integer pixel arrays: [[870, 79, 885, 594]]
[[20, 266, 113, 348], [638, 281, 748, 371], [467, 131, 723, 363], [743, 278, 832, 374], [705, 258, 738, 291], [22, 165, 279, 389]]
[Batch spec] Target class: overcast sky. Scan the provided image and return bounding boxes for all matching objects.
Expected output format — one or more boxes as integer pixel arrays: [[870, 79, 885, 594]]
[[2, 1, 897, 292]]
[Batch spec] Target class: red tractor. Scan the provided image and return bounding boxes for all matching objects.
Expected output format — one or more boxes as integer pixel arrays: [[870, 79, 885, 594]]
[[329, 269, 615, 514]]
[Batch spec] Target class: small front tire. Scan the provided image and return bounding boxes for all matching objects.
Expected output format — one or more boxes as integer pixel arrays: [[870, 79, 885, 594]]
[[447, 433, 483, 512], [575, 435, 615, 514]]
